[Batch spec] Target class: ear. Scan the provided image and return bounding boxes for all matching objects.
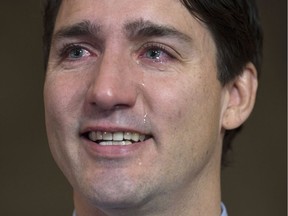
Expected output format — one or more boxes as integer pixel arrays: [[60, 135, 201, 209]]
[[222, 62, 258, 130]]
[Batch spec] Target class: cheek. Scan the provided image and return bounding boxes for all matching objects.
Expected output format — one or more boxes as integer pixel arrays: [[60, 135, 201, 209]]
[[43, 74, 87, 166], [44, 74, 86, 124], [144, 72, 223, 148], [141, 74, 224, 185], [145, 76, 206, 124], [44, 75, 86, 175], [44, 76, 73, 148]]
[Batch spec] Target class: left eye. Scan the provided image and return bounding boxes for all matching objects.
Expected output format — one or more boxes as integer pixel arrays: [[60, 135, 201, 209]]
[[140, 45, 174, 63], [143, 48, 171, 62], [145, 49, 163, 60]]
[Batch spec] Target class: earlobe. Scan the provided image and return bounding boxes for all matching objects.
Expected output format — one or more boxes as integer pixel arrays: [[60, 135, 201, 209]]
[[222, 62, 258, 130]]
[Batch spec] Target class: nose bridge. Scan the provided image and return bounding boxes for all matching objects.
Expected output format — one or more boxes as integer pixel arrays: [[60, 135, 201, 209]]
[[87, 47, 139, 110]]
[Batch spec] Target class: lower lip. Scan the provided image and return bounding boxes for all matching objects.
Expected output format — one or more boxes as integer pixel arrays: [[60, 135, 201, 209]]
[[82, 138, 149, 158]]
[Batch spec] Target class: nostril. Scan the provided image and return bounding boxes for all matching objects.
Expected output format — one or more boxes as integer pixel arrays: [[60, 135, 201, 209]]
[[87, 87, 137, 111]]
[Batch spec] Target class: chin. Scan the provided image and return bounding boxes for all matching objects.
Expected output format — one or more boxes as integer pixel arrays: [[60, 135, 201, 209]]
[[74, 172, 154, 209]]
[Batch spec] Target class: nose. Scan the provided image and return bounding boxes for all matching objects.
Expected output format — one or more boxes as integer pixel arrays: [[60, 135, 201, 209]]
[[86, 53, 139, 111]]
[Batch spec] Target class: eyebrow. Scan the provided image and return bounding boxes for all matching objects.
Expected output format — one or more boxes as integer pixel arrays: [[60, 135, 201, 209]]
[[52, 19, 192, 44], [124, 19, 193, 43], [53, 20, 102, 41]]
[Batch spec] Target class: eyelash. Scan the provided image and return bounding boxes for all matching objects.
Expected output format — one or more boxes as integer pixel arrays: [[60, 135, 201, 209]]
[[56, 42, 177, 64], [58, 43, 93, 60], [140, 43, 176, 60]]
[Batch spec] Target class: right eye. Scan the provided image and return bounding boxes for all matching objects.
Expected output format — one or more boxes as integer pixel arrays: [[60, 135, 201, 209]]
[[58, 44, 94, 62], [64, 46, 91, 60]]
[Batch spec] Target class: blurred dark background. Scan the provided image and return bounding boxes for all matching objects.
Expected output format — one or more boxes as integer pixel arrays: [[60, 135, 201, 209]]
[[0, 1, 286, 215]]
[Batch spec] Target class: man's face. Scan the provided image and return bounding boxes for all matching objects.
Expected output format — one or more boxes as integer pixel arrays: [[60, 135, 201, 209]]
[[44, 0, 227, 209]]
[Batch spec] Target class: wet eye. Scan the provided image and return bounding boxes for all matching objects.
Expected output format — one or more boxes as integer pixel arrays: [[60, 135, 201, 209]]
[[145, 48, 172, 62], [67, 47, 90, 59], [140, 44, 175, 64], [58, 44, 93, 62], [145, 49, 163, 61]]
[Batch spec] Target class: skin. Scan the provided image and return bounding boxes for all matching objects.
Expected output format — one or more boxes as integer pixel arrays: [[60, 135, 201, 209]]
[[44, 0, 258, 215]]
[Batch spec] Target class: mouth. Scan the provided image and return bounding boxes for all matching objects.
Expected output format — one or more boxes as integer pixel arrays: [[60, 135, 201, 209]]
[[82, 131, 151, 146]]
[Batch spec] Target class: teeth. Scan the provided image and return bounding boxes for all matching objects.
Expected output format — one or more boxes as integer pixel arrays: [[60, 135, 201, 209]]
[[113, 132, 124, 141], [96, 131, 103, 140], [88, 131, 97, 142], [103, 132, 112, 141], [131, 133, 140, 142], [139, 134, 145, 142], [124, 132, 131, 140], [87, 131, 147, 145], [98, 141, 133, 146]]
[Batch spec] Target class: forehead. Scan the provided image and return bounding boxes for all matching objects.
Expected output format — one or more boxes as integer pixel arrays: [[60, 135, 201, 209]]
[[54, 0, 211, 42]]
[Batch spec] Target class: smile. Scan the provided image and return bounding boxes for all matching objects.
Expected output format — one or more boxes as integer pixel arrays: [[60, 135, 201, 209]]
[[85, 131, 150, 146]]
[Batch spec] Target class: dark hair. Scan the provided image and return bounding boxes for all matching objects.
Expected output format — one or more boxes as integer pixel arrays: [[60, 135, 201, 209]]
[[42, 0, 263, 165], [43, 0, 61, 69]]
